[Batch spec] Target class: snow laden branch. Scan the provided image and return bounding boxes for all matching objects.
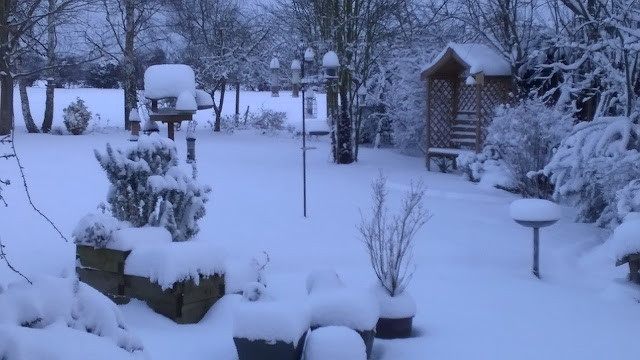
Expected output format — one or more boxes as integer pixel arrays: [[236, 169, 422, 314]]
[[358, 173, 431, 296]]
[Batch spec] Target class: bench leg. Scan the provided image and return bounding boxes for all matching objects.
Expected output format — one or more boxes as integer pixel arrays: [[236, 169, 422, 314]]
[[426, 154, 431, 171]]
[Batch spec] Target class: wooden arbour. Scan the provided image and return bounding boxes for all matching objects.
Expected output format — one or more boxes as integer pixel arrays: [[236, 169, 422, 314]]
[[421, 44, 512, 170]]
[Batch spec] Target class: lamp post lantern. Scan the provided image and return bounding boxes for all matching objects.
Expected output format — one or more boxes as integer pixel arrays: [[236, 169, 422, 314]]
[[291, 60, 301, 98], [270, 57, 280, 97]]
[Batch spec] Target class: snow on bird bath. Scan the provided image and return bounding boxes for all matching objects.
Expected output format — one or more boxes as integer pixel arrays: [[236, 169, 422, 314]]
[[610, 219, 640, 261], [144, 64, 196, 100], [304, 326, 366, 360], [176, 91, 198, 112], [509, 199, 561, 223]]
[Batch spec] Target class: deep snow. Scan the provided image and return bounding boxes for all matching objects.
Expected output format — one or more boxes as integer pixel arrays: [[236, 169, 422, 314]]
[[2, 87, 640, 359]]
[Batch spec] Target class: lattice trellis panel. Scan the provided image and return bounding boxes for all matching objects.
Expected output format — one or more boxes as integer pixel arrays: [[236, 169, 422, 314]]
[[458, 84, 476, 113], [428, 79, 455, 148], [479, 78, 510, 144]]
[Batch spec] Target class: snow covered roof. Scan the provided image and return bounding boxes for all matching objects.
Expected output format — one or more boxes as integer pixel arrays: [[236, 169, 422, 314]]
[[144, 64, 196, 100], [322, 51, 339, 68], [421, 43, 511, 79], [291, 59, 301, 70]]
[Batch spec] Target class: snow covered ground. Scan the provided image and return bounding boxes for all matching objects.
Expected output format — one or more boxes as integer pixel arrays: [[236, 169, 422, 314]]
[[3, 87, 640, 359]]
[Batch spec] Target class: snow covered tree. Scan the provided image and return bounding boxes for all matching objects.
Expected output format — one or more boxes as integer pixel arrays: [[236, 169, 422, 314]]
[[94, 134, 211, 241], [166, 0, 270, 132], [542, 117, 640, 226]]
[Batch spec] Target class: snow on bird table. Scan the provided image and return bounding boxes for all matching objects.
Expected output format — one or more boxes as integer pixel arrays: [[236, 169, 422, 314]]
[[610, 219, 640, 260]]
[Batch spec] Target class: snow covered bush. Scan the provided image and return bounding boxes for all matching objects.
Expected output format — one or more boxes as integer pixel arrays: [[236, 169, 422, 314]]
[[465, 98, 573, 198], [94, 134, 211, 241], [249, 109, 287, 132], [0, 276, 146, 359], [304, 326, 367, 360], [457, 146, 516, 191], [358, 172, 430, 296], [541, 117, 640, 226], [72, 213, 124, 248], [63, 97, 92, 135]]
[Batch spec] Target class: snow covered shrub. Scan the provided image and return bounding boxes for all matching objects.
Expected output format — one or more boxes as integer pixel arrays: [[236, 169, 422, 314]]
[[63, 97, 92, 135], [482, 98, 573, 198], [358, 172, 430, 296], [542, 117, 640, 225], [72, 213, 124, 248], [94, 134, 211, 241], [248, 109, 289, 134], [0, 276, 146, 358], [610, 180, 640, 227], [457, 146, 516, 191]]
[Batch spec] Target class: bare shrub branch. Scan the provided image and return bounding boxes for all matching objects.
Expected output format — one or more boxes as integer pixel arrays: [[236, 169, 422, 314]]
[[358, 171, 431, 296]]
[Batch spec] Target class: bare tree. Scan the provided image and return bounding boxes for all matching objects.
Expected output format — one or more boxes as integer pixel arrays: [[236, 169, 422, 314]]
[[358, 172, 430, 296], [96, 0, 163, 130], [0, 0, 90, 135], [167, 0, 269, 132]]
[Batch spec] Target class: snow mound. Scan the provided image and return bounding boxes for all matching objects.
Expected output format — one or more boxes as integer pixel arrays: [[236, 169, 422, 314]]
[[176, 91, 197, 112], [304, 326, 366, 360], [124, 240, 226, 290], [306, 269, 344, 294], [232, 298, 310, 344], [195, 89, 213, 108], [374, 285, 416, 319], [108, 227, 172, 251], [611, 219, 640, 260], [309, 288, 380, 331], [510, 199, 561, 222], [144, 64, 196, 100], [0, 276, 146, 359]]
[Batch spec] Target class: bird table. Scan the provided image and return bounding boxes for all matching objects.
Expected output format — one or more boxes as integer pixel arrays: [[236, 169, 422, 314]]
[[148, 101, 195, 140]]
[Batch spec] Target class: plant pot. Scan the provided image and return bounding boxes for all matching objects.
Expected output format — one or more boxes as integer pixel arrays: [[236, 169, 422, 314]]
[[234, 331, 307, 360], [375, 316, 413, 339], [311, 326, 374, 359]]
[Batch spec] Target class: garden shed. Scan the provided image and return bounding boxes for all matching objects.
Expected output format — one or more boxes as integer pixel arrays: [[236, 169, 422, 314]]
[[420, 43, 512, 171]]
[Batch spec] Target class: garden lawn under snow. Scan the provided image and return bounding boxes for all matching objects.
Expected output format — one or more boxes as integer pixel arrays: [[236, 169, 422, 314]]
[[3, 87, 640, 359]]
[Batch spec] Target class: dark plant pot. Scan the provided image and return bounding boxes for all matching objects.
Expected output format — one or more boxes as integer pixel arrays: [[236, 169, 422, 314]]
[[311, 326, 375, 359], [375, 316, 413, 339], [234, 331, 307, 360]]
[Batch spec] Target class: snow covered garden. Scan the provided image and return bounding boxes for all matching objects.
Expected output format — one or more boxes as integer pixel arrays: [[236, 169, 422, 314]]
[[5, 0, 640, 358], [2, 85, 640, 360]]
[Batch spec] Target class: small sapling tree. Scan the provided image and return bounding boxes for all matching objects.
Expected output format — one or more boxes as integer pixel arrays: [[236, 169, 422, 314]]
[[358, 172, 431, 297]]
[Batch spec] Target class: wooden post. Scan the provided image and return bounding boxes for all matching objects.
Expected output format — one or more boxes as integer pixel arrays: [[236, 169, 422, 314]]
[[475, 81, 482, 154], [167, 122, 175, 140]]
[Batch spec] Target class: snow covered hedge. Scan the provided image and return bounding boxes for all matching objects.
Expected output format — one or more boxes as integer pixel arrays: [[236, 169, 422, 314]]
[[94, 134, 211, 241], [541, 117, 640, 227], [460, 98, 572, 197], [0, 276, 146, 359]]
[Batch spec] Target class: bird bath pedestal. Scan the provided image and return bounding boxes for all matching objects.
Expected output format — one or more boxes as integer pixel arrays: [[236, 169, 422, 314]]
[[510, 199, 561, 279]]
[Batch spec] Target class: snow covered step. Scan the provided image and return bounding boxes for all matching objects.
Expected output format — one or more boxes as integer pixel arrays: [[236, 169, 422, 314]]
[[451, 137, 477, 145], [427, 147, 474, 156], [451, 131, 476, 138], [452, 124, 477, 130]]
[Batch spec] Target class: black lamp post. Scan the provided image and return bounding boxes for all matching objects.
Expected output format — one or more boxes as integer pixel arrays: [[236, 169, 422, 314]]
[[300, 45, 315, 217]]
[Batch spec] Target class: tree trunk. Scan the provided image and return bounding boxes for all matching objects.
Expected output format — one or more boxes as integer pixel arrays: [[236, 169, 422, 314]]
[[0, 75, 13, 136], [123, 0, 136, 130], [41, 0, 56, 133], [212, 79, 226, 132], [336, 85, 353, 164], [235, 82, 240, 124], [19, 78, 38, 133]]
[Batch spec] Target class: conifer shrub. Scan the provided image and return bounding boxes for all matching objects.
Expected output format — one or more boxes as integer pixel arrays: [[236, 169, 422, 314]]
[[94, 134, 211, 241], [63, 97, 92, 135]]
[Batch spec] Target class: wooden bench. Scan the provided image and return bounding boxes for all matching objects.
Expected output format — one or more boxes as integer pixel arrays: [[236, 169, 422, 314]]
[[426, 147, 474, 171], [616, 253, 640, 283]]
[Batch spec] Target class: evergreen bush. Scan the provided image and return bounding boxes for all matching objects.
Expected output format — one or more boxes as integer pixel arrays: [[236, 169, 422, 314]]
[[94, 134, 211, 241], [63, 97, 92, 135]]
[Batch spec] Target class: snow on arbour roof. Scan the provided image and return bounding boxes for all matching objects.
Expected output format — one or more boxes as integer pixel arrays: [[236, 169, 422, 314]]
[[509, 199, 561, 223], [422, 43, 511, 77], [611, 219, 640, 261], [144, 64, 196, 100]]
